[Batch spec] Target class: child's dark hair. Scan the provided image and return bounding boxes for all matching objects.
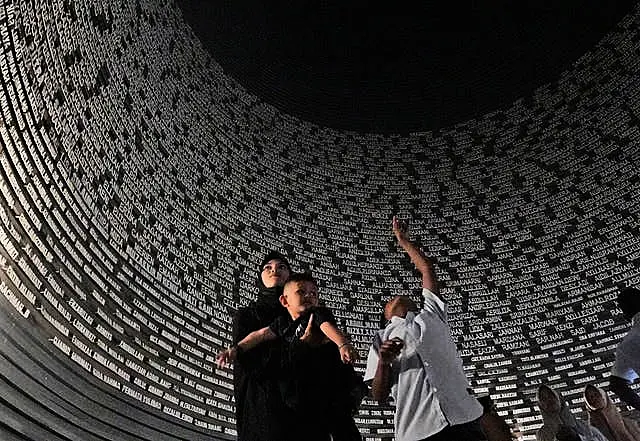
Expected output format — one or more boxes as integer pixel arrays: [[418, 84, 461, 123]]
[[284, 272, 317, 287]]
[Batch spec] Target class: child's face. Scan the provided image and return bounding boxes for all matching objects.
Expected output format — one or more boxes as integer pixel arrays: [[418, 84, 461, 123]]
[[281, 280, 319, 317]]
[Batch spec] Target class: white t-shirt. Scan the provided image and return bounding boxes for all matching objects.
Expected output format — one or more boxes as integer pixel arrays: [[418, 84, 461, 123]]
[[364, 288, 482, 441]]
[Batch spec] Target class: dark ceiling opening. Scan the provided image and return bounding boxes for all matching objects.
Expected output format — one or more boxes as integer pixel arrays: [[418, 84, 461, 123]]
[[177, 1, 637, 134]]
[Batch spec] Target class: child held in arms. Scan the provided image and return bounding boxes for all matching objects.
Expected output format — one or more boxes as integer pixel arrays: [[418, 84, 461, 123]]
[[218, 272, 362, 441], [217, 272, 358, 364]]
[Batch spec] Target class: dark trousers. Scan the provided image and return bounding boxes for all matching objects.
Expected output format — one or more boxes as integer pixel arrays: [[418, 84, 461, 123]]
[[284, 408, 362, 441], [329, 412, 362, 441], [420, 419, 487, 441]]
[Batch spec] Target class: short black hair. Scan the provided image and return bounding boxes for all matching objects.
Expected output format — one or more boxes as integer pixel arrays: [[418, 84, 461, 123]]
[[617, 287, 640, 320], [284, 272, 317, 287]]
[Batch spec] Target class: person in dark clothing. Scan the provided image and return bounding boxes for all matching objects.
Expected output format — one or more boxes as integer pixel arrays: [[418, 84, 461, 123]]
[[556, 425, 583, 441], [477, 395, 513, 441], [609, 287, 640, 412], [220, 272, 363, 441], [231, 251, 291, 441]]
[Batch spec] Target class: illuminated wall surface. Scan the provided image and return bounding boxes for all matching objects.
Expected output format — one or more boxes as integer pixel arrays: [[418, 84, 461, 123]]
[[1, 0, 640, 440]]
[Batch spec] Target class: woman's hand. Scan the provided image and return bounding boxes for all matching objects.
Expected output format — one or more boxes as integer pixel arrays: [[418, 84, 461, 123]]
[[216, 346, 238, 368], [339, 343, 359, 364]]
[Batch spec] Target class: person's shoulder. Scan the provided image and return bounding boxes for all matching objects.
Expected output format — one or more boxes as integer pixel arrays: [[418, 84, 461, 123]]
[[311, 305, 336, 323], [616, 331, 640, 355], [236, 304, 254, 313], [422, 287, 445, 305], [234, 303, 271, 324], [420, 287, 447, 316], [235, 305, 256, 318], [628, 323, 640, 339], [619, 323, 640, 342], [312, 305, 332, 315], [273, 313, 292, 326]]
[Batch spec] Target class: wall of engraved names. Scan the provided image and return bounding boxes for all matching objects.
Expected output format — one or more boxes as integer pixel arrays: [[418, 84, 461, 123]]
[[1, 0, 640, 440]]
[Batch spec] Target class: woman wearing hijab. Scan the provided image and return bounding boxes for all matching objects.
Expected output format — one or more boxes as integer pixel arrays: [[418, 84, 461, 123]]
[[583, 384, 640, 441], [232, 251, 291, 441], [536, 384, 608, 441]]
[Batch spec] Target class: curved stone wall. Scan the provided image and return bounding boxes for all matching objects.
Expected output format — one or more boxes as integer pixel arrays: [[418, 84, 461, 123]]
[[1, 0, 640, 439]]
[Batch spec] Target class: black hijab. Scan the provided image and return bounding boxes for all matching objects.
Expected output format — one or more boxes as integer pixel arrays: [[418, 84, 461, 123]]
[[232, 250, 291, 441]]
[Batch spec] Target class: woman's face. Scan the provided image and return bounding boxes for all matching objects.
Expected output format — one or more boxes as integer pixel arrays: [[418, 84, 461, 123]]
[[261, 259, 290, 288]]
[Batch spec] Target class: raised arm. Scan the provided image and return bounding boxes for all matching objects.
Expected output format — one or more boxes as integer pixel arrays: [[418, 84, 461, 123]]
[[217, 326, 276, 367], [393, 216, 439, 295], [319, 321, 359, 363]]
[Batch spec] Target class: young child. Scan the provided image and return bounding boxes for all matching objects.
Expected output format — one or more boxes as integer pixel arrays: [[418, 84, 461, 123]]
[[365, 217, 485, 441], [217, 272, 358, 366], [218, 272, 362, 441]]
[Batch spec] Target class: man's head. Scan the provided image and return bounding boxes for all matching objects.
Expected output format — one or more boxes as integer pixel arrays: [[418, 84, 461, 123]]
[[259, 251, 291, 289], [280, 272, 319, 319], [584, 384, 607, 410], [537, 385, 561, 414], [617, 287, 640, 321], [383, 295, 418, 322]]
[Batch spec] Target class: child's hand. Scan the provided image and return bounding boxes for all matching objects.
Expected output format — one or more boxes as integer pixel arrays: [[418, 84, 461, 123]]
[[339, 342, 359, 364], [216, 346, 238, 368], [300, 314, 324, 346], [299, 313, 314, 343], [379, 338, 403, 365], [392, 216, 410, 243]]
